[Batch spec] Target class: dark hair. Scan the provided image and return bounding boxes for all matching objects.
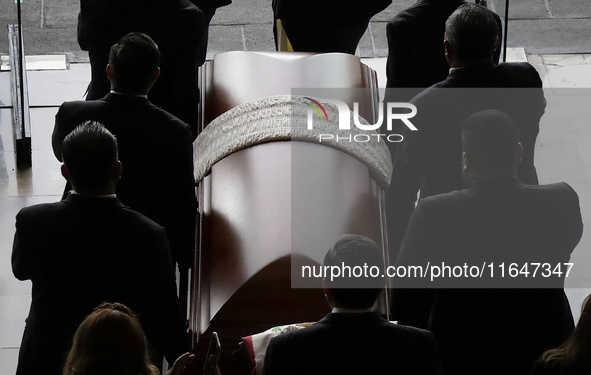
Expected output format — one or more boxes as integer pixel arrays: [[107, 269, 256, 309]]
[[61, 121, 118, 193], [109, 32, 160, 92], [63, 302, 159, 375], [462, 110, 520, 172], [541, 294, 591, 371], [445, 3, 498, 61], [323, 234, 384, 309]]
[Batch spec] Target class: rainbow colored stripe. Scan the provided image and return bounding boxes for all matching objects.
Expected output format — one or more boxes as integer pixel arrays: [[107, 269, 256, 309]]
[[303, 97, 328, 121]]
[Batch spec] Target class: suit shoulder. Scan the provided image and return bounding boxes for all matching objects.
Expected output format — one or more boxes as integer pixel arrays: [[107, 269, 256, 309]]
[[390, 323, 435, 340], [388, 9, 414, 25], [497, 61, 538, 72], [379, 323, 438, 354], [94, 204, 169, 251], [56, 99, 112, 127], [16, 201, 67, 221], [495, 62, 542, 86], [59, 98, 108, 112], [119, 205, 167, 231], [144, 106, 192, 135], [387, 5, 422, 32], [418, 190, 467, 209], [520, 182, 579, 201], [406, 191, 470, 225], [520, 181, 575, 193]]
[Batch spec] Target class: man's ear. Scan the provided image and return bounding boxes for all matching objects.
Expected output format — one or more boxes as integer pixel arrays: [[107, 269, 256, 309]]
[[444, 40, 453, 58], [444, 39, 455, 66], [153, 67, 161, 82], [114, 160, 122, 177], [462, 151, 469, 170], [322, 280, 330, 295], [516, 143, 523, 163], [61, 164, 70, 181], [322, 281, 333, 306], [106, 64, 113, 80], [461, 151, 472, 183]]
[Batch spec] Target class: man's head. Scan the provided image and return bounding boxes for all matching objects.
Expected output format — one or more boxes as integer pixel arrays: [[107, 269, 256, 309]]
[[323, 234, 385, 310], [61, 122, 122, 195], [462, 110, 522, 183], [107, 32, 160, 95], [444, 3, 499, 67]]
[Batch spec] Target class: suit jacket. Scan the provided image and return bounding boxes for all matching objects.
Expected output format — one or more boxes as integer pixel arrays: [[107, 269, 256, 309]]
[[264, 312, 442, 375], [53, 93, 197, 269], [272, 0, 392, 54], [385, 0, 502, 94], [12, 194, 188, 375], [78, 0, 204, 136], [387, 61, 546, 260], [392, 178, 583, 375]]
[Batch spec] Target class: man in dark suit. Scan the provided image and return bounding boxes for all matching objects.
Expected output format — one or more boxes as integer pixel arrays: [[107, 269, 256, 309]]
[[392, 110, 583, 375], [385, 0, 503, 94], [12, 123, 188, 375], [386, 3, 546, 260], [264, 234, 442, 375], [272, 0, 391, 54], [78, 0, 204, 136], [53, 33, 197, 272]]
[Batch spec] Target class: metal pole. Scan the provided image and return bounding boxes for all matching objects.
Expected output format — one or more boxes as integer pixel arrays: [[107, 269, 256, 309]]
[[16, 0, 25, 147], [504, 0, 509, 62]]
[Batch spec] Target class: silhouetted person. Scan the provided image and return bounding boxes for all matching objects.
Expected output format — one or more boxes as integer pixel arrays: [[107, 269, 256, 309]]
[[392, 110, 583, 375], [13, 124, 188, 375], [264, 234, 442, 375], [386, 3, 546, 261], [53, 33, 197, 272], [78, 0, 204, 134], [385, 0, 502, 97], [272, 0, 391, 54], [531, 293, 591, 375]]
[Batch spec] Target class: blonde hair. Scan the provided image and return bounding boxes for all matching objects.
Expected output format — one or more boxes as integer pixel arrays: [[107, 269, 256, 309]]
[[63, 302, 160, 375]]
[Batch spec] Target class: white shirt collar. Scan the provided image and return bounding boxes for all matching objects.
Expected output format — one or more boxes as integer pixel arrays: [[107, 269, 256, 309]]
[[70, 190, 117, 198], [331, 307, 375, 314], [110, 90, 148, 99]]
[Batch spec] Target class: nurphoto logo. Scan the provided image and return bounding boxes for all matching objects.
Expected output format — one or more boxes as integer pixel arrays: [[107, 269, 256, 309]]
[[300, 97, 418, 143]]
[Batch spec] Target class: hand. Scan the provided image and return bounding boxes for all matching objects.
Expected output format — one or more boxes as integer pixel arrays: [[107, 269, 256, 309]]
[[166, 352, 196, 375]]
